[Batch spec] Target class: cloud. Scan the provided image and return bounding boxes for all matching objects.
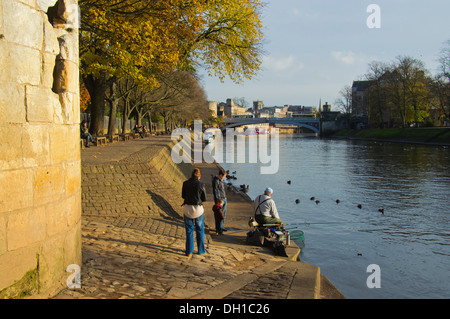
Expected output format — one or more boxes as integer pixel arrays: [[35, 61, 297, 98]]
[[263, 55, 305, 75], [331, 51, 359, 65]]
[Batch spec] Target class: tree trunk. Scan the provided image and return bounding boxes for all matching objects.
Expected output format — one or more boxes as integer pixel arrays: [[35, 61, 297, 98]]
[[147, 112, 153, 134], [84, 74, 107, 136], [122, 112, 128, 135], [136, 112, 142, 126], [107, 82, 118, 136], [107, 98, 118, 136]]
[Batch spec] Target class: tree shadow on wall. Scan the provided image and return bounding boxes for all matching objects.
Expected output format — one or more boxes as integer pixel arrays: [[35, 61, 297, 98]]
[[146, 190, 182, 220]]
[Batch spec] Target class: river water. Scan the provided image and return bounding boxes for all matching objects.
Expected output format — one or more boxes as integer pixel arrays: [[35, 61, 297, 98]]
[[216, 134, 450, 299]]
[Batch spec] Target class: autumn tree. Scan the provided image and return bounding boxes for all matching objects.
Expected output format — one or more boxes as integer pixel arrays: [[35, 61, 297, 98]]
[[79, 82, 91, 112], [108, 71, 209, 134], [153, 71, 209, 131], [79, 0, 264, 135], [79, 0, 199, 134], [389, 56, 432, 127], [185, 0, 264, 83], [358, 57, 432, 128]]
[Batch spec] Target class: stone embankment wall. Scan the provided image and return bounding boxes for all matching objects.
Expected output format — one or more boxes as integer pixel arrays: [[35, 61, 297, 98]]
[[82, 140, 193, 222], [0, 0, 81, 298]]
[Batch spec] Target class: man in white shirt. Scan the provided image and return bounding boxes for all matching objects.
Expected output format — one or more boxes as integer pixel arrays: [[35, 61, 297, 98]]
[[253, 187, 283, 226]]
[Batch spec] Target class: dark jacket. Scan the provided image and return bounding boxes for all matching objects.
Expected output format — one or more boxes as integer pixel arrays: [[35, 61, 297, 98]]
[[182, 177, 206, 206], [212, 176, 226, 201], [80, 123, 87, 136], [212, 204, 224, 221]]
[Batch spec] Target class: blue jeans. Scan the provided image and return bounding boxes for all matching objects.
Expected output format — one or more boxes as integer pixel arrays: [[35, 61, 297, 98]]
[[81, 132, 94, 147], [184, 214, 206, 255], [219, 198, 227, 232]]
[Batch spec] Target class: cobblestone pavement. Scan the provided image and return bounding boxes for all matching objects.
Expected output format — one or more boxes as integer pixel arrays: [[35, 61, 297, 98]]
[[54, 136, 342, 300], [54, 137, 281, 299], [58, 218, 273, 299]]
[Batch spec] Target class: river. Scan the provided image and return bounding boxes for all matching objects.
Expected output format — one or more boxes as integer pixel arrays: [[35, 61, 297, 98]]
[[216, 133, 450, 299]]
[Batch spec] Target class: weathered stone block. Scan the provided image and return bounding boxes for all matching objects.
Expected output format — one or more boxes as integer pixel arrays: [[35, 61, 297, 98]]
[[0, 245, 39, 290], [50, 125, 75, 164], [53, 97, 64, 124], [64, 160, 81, 197], [63, 220, 82, 267], [46, 199, 68, 236], [58, 92, 74, 124], [54, 29, 77, 63], [0, 215, 6, 255], [15, 0, 35, 7], [26, 85, 60, 123], [43, 17, 60, 55], [0, 124, 23, 170], [22, 123, 51, 168], [72, 91, 80, 124], [0, 168, 33, 213], [39, 231, 65, 291], [2, 0, 43, 50], [36, 0, 59, 12], [33, 164, 64, 206], [0, 82, 26, 124], [41, 53, 57, 89], [0, 42, 41, 85], [7, 207, 46, 251], [66, 125, 80, 161], [0, 1, 4, 37], [66, 194, 81, 230]]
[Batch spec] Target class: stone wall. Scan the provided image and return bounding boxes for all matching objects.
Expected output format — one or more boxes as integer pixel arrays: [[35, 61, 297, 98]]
[[0, 0, 81, 298], [81, 139, 192, 218]]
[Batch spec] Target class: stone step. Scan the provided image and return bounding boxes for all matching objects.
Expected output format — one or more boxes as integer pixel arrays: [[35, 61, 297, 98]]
[[191, 260, 322, 299]]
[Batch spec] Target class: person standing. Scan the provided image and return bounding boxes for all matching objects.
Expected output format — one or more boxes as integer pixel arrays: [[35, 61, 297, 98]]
[[182, 168, 207, 257], [212, 169, 227, 232], [212, 199, 225, 235]]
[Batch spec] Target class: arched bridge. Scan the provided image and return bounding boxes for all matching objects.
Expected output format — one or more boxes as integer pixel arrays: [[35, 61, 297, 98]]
[[222, 117, 321, 135]]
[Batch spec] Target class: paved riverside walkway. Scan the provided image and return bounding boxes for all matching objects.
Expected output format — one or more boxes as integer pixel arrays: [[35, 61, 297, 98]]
[[54, 136, 344, 299]]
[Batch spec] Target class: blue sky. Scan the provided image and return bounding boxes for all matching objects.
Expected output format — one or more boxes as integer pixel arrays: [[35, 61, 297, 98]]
[[199, 0, 450, 108]]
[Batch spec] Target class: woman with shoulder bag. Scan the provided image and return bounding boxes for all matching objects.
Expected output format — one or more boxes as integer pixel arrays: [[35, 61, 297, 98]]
[[181, 168, 207, 257]]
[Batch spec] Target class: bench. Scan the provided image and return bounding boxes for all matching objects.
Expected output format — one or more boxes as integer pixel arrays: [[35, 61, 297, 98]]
[[96, 136, 107, 146], [108, 135, 120, 143], [120, 134, 131, 141]]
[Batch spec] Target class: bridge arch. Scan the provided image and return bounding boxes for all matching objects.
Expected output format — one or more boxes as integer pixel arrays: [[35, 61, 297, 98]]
[[222, 118, 321, 134]]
